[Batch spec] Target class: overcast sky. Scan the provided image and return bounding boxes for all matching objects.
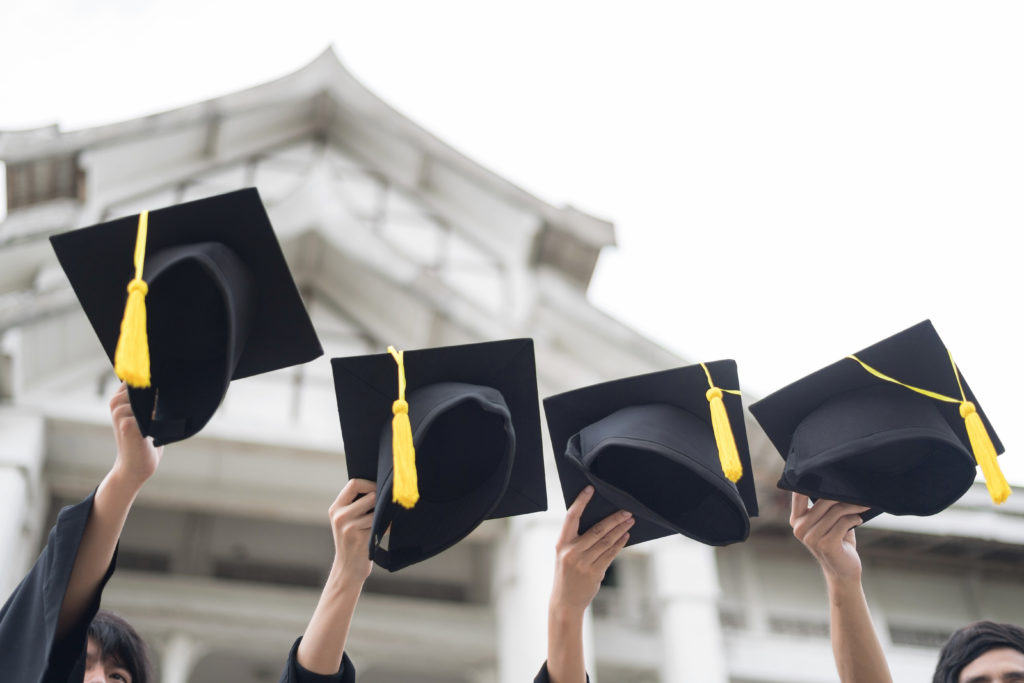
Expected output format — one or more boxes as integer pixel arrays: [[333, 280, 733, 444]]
[[2, 1, 1022, 485]]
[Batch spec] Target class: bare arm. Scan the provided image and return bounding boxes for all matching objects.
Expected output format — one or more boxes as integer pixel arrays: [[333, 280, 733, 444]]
[[790, 493, 892, 683], [547, 486, 633, 683], [295, 479, 375, 675], [56, 383, 163, 639]]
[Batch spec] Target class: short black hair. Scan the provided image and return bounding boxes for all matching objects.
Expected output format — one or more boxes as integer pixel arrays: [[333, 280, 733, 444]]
[[933, 621, 1024, 683], [87, 609, 153, 683]]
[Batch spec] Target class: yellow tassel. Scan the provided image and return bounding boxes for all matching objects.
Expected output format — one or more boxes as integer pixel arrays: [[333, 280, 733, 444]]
[[707, 387, 743, 482], [114, 279, 151, 387], [114, 211, 151, 388], [961, 401, 1010, 504], [388, 346, 419, 508]]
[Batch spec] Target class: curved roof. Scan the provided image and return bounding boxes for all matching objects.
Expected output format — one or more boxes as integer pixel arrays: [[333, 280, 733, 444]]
[[0, 47, 614, 252]]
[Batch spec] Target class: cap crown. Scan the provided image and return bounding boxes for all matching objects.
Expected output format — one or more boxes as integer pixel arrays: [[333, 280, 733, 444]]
[[749, 320, 1002, 518], [544, 360, 758, 547], [50, 188, 322, 444]]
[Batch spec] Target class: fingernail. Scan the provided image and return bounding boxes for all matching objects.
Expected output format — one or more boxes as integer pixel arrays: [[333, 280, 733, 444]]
[[621, 510, 632, 519], [584, 485, 594, 494], [625, 518, 635, 526]]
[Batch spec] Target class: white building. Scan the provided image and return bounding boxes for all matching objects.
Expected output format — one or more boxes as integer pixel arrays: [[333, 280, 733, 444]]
[[2, 48, 1022, 683]]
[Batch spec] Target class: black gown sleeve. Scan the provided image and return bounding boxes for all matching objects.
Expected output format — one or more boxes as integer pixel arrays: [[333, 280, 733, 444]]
[[279, 636, 356, 683], [0, 491, 117, 683], [534, 661, 590, 682]]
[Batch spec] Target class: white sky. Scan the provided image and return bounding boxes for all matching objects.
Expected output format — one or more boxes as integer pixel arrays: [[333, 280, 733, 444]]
[[1, 1, 1022, 484]]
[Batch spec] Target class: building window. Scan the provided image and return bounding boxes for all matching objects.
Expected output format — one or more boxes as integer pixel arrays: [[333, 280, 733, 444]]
[[4, 155, 82, 211]]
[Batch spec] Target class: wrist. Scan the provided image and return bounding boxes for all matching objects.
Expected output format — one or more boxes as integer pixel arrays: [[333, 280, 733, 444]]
[[825, 572, 865, 605], [326, 563, 369, 596], [103, 465, 146, 501], [549, 596, 587, 625]]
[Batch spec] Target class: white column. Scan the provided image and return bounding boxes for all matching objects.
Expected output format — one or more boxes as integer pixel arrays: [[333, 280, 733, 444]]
[[861, 558, 893, 649], [650, 538, 728, 683], [736, 544, 769, 634], [494, 513, 597, 683], [160, 632, 204, 683], [0, 409, 45, 598]]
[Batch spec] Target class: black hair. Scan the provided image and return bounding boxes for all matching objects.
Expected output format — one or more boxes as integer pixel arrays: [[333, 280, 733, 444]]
[[87, 610, 154, 683], [933, 621, 1024, 683]]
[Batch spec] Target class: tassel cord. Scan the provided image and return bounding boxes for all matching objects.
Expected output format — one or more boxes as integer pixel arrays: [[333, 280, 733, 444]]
[[700, 363, 743, 483], [114, 211, 151, 388], [388, 346, 419, 508], [847, 353, 1010, 504]]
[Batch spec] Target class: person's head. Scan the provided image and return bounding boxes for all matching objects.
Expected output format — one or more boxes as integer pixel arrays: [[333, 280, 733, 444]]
[[933, 621, 1024, 683], [84, 610, 153, 683]]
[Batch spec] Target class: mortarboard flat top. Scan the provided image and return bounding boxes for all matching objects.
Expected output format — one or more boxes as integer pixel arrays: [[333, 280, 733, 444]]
[[544, 360, 758, 547], [332, 338, 546, 571], [50, 188, 322, 443], [749, 320, 1002, 518]]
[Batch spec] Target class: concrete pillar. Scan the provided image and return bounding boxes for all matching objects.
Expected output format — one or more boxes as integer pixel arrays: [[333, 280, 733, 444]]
[[494, 514, 598, 683], [861, 558, 893, 649], [650, 538, 728, 683], [0, 468, 30, 595], [736, 544, 769, 634], [0, 409, 45, 598], [160, 632, 204, 683]]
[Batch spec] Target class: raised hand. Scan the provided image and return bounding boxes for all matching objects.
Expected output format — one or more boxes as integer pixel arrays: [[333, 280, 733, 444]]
[[295, 478, 376, 676], [789, 493, 868, 583], [109, 382, 162, 490], [790, 493, 893, 683], [328, 479, 376, 585], [56, 383, 163, 638], [552, 486, 634, 615], [546, 486, 633, 683]]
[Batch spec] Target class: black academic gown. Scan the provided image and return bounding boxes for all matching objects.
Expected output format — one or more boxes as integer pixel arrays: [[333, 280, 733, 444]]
[[0, 492, 116, 683], [534, 662, 590, 682], [278, 637, 355, 683]]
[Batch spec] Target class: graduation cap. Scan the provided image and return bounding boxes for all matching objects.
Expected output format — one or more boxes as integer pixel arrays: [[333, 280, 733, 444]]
[[332, 338, 546, 572], [50, 188, 323, 445], [544, 360, 758, 547], [749, 320, 1007, 521]]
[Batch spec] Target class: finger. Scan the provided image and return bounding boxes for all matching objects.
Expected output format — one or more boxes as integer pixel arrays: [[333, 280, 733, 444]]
[[112, 403, 135, 423], [109, 382, 129, 411], [828, 513, 865, 540], [559, 486, 594, 544], [111, 406, 140, 437], [353, 514, 375, 531], [789, 492, 810, 526], [584, 517, 634, 564], [348, 490, 378, 516], [804, 504, 868, 548], [350, 478, 377, 494], [799, 498, 841, 529], [844, 523, 860, 549], [594, 529, 630, 569], [333, 479, 365, 508], [580, 512, 634, 556]]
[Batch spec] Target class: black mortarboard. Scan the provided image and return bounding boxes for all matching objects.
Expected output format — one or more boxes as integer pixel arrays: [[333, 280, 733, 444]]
[[332, 338, 546, 572], [749, 320, 1007, 520], [50, 188, 323, 445], [544, 360, 758, 547]]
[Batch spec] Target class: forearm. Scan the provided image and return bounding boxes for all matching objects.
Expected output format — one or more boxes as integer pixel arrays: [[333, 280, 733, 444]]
[[296, 567, 364, 675], [546, 602, 586, 683], [826, 575, 892, 683], [56, 466, 142, 639]]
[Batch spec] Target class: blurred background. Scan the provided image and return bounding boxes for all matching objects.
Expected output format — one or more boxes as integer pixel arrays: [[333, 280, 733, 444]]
[[1, 2, 1022, 681]]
